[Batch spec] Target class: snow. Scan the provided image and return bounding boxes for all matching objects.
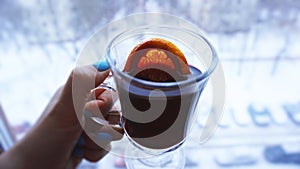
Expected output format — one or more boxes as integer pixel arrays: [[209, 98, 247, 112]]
[[1, 1, 300, 168]]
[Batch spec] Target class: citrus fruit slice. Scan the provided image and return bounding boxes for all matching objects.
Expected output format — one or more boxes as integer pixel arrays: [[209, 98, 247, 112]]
[[124, 38, 191, 82]]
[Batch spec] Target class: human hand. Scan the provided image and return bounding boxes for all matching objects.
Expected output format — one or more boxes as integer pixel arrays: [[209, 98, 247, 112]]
[[0, 62, 123, 169]]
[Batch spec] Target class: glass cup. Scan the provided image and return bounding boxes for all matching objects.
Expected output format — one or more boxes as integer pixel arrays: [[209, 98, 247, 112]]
[[103, 25, 218, 169]]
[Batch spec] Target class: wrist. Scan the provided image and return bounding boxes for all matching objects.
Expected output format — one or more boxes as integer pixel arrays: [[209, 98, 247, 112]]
[[0, 149, 23, 169], [1, 115, 83, 169]]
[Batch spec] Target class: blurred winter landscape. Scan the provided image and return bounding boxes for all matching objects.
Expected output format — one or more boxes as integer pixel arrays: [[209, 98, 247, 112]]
[[1, 0, 300, 168]]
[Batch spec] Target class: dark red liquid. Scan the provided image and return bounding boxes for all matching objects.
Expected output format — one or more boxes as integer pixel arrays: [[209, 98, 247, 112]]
[[119, 66, 205, 149]]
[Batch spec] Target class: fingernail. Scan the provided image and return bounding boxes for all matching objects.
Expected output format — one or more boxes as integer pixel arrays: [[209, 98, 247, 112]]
[[96, 132, 112, 143], [77, 135, 84, 146], [93, 59, 110, 71], [72, 146, 83, 157], [84, 110, 93, 118]]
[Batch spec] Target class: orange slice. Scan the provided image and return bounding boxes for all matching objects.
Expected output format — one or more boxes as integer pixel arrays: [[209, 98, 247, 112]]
[[124, 38, 191, 82]]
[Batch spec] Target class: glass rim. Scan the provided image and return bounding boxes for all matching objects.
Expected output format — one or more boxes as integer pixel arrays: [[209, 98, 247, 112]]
[[105, 25, 218, 88]]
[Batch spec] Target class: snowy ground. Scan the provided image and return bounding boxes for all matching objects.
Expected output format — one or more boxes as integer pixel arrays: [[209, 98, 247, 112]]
[[1, 0, 300, 168]]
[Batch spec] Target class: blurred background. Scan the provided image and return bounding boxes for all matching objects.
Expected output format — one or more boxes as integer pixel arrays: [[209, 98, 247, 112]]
[[0, 0, 300, 168]]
